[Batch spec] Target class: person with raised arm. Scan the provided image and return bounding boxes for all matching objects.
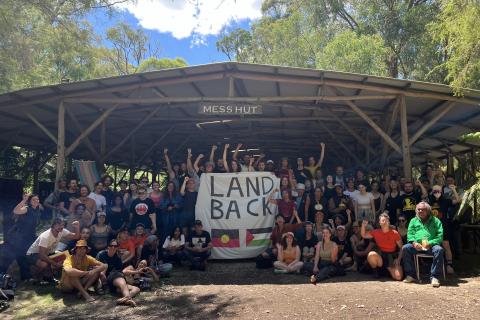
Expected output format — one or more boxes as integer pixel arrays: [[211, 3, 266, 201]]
[[180, 176, 198, 236], [1, 193, 42, 280], [305, 143, 326, 178], [361, 214, 403, 280]]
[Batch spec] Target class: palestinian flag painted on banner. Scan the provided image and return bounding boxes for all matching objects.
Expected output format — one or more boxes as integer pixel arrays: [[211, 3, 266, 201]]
[[246, 227, 272, 247], [211, 229, 240, 248]]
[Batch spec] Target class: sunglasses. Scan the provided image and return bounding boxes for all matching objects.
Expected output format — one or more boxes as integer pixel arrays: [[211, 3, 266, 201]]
[[398, 219, 406, 222], [109, 245, 118, 248], [433, 190, 441, 194]]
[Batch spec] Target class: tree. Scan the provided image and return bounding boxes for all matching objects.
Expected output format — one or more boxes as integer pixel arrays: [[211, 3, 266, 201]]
[[316, 30, 388, 76], [216, 28, 253, 62], [137, 57, 188, 73], [429, 0, 480, 93]]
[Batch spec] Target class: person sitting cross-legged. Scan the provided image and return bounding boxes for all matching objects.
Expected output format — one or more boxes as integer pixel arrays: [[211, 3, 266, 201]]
[[402, 201, 444, 287], [184, 220, 212, 271], [97, 239, 140, 307], [361, 213, 403, 280], [58, 240, 107, 302], [273, 232, 304, 274]]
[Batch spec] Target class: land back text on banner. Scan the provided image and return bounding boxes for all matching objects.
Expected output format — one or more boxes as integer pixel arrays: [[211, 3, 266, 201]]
[[195, 172, 280, 259]]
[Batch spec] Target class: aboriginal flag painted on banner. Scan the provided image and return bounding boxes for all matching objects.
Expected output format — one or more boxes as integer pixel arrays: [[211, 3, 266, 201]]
[[211, 229, 240, 248]]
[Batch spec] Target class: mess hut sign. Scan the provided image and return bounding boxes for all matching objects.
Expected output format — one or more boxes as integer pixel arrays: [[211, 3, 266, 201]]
[[198, 103, 262, 115], [195, 172, 279, 259]]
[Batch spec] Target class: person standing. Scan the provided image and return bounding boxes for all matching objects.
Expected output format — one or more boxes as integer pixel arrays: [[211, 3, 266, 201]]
[[0, 193, 42, 280], [129, 187, 157, 235]]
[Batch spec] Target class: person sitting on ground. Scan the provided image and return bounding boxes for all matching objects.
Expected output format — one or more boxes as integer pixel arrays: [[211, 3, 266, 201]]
[[117, 229, 135, 266], [162, 226, 186, 265], [332, 225, 353, 268], [311, 227, 341, 283], [260, 213, 303, 261], [361, 213, 403, 280], [298, 222, 318, 266], [25, 218, 80, 283], [140, 235, 173, 276], [273, 232, 304, 274], [184, 220, 212, 271], [349, 221, 375, 272], [59, 240, 107, 302], [402, 201, 444, 287], [89, 211, 111, 256], [124, 259, 159, 288], [96, 239, 140, 307]]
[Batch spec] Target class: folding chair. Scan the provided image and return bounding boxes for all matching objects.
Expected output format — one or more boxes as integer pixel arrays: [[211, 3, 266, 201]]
[[414, 253, 446, 283]]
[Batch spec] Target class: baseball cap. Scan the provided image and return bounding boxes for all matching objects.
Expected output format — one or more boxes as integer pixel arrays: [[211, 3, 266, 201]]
[[97, 211, 106, 217], [336, 225, 346, 230], [266, 160, 274, 164], [194, 220, 203, 226], [296, 183, 305, 190], [135, 223, 145, 228]]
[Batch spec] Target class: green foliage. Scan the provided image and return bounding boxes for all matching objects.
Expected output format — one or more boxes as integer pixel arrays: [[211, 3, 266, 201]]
[[137, 57, 188, 73], [457, 180, 480, 223], [459, 132, 480, 143], [316, 30, 389, 76], [429, 0, 480, 94], [216, 0, 480, 90]]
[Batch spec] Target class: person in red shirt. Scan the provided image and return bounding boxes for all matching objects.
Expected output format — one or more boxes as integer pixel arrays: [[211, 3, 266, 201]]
[[269, 189, 298, 224], [130, 223, 148, 260], [117, 229, 135, 266], [361, 213, 403, 280]]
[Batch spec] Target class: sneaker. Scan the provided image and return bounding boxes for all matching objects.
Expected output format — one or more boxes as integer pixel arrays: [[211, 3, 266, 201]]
[[431, 277, 440, 288], [403, 275, 416, 283], [274, 269, 288, 274], [447, 265, 455, 274]]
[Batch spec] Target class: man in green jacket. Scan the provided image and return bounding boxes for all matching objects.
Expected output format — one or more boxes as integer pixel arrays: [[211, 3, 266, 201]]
[[402, 201, 444, 287]]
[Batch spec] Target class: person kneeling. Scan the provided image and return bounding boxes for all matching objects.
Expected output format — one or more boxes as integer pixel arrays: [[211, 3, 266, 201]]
[[185, 220, 212, 271], [273, 232, 303, 274], [360, 213, 403, 280], [59, 240, 107, 302]]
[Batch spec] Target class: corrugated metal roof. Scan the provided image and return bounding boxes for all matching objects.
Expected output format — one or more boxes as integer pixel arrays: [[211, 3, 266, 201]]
[[0, 62, 479, 169]]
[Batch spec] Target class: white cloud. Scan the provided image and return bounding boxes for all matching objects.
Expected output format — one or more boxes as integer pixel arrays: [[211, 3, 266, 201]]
[[116, 0, 262, 40]]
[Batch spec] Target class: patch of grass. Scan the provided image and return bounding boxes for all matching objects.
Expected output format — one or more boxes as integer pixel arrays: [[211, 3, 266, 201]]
[[13, 290, 65, 319]]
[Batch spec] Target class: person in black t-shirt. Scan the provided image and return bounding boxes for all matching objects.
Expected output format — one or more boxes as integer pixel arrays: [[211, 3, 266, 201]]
[[185, 220, 212, 271], [399, 180, 427, 224], [129, 187, 157, 234], [107, 194, 129, 237], [294, 158, 312, 184], [59, 178, 79, 217], [101, 175, 115, 208], [333, 225, 353, 268], [180, 176, 198, 236], [97, 239, 139, 307], [298, 222, 318, 264]]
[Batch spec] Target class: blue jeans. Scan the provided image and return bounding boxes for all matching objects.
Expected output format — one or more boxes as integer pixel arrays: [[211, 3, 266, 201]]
[[402, 243, 444, 280]]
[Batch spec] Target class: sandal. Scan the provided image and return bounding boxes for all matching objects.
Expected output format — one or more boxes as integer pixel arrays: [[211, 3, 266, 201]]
[[125, 297, 137, 307], [116, 296, 130, 305]]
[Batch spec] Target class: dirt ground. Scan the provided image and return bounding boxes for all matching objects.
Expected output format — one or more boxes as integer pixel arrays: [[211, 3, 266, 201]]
[[3, 258, 480, 320]]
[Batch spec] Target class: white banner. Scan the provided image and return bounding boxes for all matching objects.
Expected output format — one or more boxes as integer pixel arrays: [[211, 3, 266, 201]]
[[195, 172, 280, 259]]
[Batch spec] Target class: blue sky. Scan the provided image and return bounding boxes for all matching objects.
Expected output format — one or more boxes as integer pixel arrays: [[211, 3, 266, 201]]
[[87, 0, 262, 65]]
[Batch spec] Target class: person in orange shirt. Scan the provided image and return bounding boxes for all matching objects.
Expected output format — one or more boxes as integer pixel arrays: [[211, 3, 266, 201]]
[[273, 232, 303, 274], [130, 223, 148, 259], [59, 240, 107, 302], [117, 229, 135, 266]]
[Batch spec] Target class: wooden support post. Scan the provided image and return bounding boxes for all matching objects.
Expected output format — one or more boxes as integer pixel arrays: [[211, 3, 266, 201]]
[[399, 95, 412, 181], [332, 88, 402, 154], [65, 108, 102, 164], [380, 98, 400, 168], [324, 107, 376, 155], [104, 107, 161, 160], [25, 112, 58, 144], [409, 102, 456, 146], [101, 120, 107, 161], [65, 104, 119, 157], [55, 101, 65, 189]]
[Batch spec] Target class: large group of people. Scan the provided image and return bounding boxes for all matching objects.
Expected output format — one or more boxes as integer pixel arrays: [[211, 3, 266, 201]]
[[0, 143, 464, 305]]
